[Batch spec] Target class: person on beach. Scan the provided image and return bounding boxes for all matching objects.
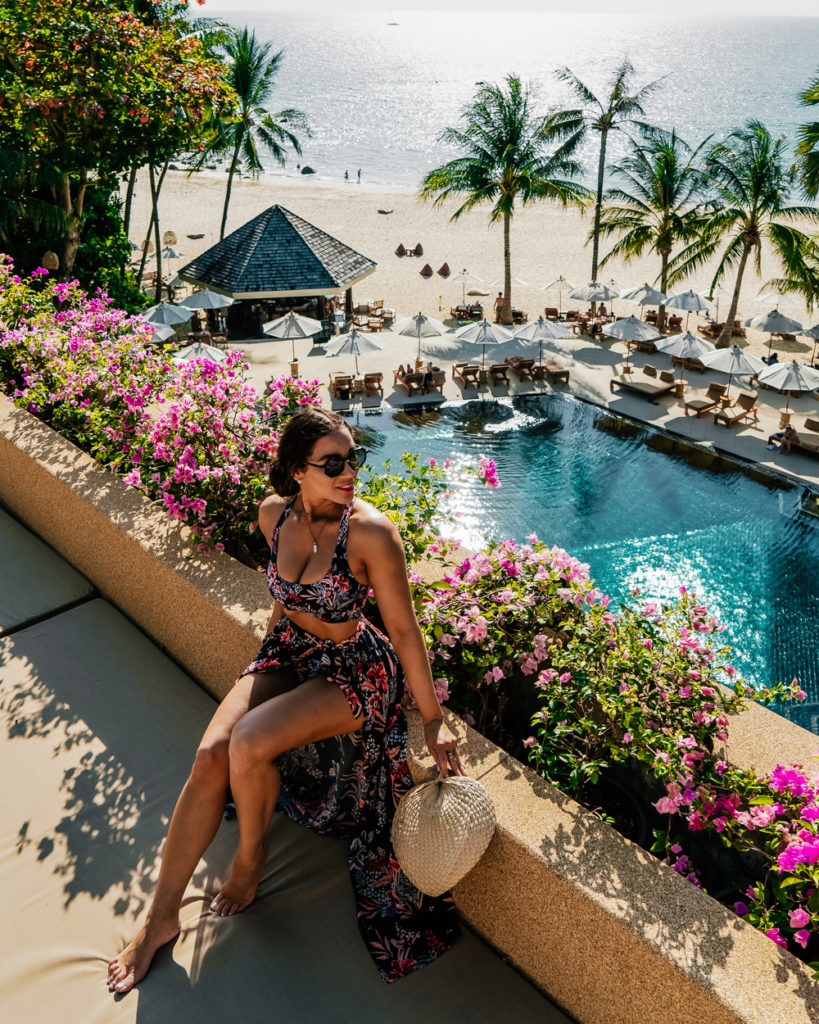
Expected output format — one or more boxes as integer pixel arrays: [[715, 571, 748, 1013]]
[[106, 407, 463, 994], [767, 424, 798, 453], [493, 292, 503, 321], [357, 168, 361, 183]]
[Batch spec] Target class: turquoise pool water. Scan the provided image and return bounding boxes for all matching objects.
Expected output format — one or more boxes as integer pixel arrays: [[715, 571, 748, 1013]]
[[351, 395, 819, 734]]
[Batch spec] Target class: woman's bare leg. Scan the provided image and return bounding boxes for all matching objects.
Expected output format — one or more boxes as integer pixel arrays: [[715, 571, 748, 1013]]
[[106, 669, 296, 994], [209, 676, 361, 917]]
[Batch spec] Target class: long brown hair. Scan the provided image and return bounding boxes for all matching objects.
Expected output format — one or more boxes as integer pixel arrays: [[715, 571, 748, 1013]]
[[269, 407, 351, 496]]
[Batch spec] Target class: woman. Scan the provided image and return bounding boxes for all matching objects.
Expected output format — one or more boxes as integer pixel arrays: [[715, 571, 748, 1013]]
[[107, 407, 463, 993]]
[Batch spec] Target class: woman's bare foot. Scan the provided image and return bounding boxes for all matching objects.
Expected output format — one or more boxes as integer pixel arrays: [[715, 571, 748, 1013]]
[[107, 915, 181, 994], [210, 842, 268, 917]]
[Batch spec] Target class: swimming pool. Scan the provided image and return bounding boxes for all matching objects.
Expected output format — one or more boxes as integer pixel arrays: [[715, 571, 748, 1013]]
[[352, 394, 819, 734]]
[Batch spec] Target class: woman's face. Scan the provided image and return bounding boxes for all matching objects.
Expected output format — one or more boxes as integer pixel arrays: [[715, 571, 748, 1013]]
[[296, 429, 359, 505]]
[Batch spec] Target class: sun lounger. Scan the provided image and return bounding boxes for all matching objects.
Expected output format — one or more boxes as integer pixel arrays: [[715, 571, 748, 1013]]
[[504, 356, 535, 381], [672, 355, 706, 373], [633, 339, 658, 354], [731, 320, 747, 338], [452, 363, 481, 389], [543, 307, 559, 321], [424, 370, 446, 394], [488, 364, 510, 386], [666, 315, 683, 333], [610, 366, 679, 402], [329, 373, 354, 399], [394, 243, 406, 256], [362, 372, 383, 397], [683, 381, 727, 417], [541, 360, 570, 383], [698, 322, 724, 340], [395, 372, 426, 397], [791, 417, 819, 458], [713, 391, 759, 427]]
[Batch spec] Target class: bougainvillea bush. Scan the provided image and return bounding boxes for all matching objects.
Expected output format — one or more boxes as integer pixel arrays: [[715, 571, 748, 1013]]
[[412, 534, 816, 967]]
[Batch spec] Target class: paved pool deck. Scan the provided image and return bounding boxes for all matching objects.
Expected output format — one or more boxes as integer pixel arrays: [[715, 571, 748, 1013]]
[[0, 504, 572, 1024], [230, 326, 819, 493]]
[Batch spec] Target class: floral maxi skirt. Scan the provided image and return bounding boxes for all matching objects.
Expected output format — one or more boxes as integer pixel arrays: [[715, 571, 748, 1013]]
[[241, 615, 459, 982]]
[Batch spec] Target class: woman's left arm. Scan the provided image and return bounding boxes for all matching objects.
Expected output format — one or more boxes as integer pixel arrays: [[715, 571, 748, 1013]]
[[361, 517, 465, 777]]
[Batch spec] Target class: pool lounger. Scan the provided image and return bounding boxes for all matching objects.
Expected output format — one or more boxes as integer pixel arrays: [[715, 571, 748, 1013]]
[[609, 373, 677, 403]]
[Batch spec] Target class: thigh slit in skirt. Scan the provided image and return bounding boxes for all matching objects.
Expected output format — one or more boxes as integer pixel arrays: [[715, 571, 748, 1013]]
[[241, 615, 459, 982]]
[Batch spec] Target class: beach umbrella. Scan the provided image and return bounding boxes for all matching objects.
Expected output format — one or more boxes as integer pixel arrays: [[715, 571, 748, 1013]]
[[656, 332, 716, 381], [744, 309, 803, 356], [701, 345, 765, 398], [161, 246, 185, 260], [513, 316, 573, 363], [620, 283, 666, 307], [173, 341, 227, 364], [450, 268, 485, 304], [755, 290, 791, 310], [325, 328, 383, 374], [602, 315, 663, 367], [262, 310, 325, 361], [802, 323, 819, 366], [757, 359, 819, 413], [454, 318, 514, 369], [392, 312, 449, 363], [568, 281, 619, 304], [664, 289, 715, 330], [541, 275, 574, 313], [142, 302, 192, 326], [179, 289, 235, 311], [142, 322, 177, 344]]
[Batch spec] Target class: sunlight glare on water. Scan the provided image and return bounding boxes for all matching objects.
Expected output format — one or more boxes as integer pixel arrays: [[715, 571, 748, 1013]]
[[220, 11, 819, 190], [352, 397, 819, 732]]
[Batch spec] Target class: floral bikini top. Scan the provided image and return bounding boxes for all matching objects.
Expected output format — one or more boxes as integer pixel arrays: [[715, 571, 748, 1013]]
[[267, 496, 370, 623]]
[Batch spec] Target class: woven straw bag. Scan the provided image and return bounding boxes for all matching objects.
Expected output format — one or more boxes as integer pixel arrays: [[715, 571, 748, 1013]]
[[391, 774, 497, 897]]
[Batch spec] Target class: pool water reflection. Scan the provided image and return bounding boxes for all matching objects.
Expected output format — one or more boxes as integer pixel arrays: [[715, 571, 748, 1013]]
[[352, 395, 819, 733]]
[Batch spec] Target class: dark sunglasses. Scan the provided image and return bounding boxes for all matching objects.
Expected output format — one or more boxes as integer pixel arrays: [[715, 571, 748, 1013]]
[[304, 446, 367, 477]]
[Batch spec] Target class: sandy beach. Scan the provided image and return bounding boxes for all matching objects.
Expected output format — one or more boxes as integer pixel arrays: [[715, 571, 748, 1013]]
[[124, 170, 819, 493], [127, 169, 818, 356]]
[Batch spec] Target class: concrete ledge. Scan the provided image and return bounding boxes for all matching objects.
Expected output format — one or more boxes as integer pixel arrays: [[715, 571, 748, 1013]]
[[0, 400, 269, 696], [2, 397, 819, 1022]]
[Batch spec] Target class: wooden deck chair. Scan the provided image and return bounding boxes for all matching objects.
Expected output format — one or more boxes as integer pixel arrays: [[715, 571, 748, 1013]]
[[714, 391, 759, 427], [394, 243, 406, 257], [684, 381, 726, 416]]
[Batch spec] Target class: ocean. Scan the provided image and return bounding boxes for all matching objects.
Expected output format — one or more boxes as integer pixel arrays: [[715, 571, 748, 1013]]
[[209, 11, 819, 193]]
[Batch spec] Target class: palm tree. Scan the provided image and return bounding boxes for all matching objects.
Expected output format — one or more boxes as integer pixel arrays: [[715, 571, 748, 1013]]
[[597, 129, 711, 329], [670, 121, 819, 347], [419, 74, 589, 325], [797, 68, 819, 199], [201, 28, 309, 240], [554, 59, 663, 306]]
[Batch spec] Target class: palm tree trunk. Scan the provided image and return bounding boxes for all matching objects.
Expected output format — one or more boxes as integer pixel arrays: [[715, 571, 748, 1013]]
[[590, 128, 608, 315], [717, 242, 751, 348], [656, 250, 669, 331], [501, 210, 513, 325], [123, 164, 138, 238], [220, 131, 244, 241]]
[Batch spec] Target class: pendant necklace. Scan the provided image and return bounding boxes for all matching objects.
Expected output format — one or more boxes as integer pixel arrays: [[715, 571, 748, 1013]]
[[298, 500, 329, 554]]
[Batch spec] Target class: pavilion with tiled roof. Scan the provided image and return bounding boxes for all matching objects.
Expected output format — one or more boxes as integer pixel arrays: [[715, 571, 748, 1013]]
[[177, 205, 377, 311]]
